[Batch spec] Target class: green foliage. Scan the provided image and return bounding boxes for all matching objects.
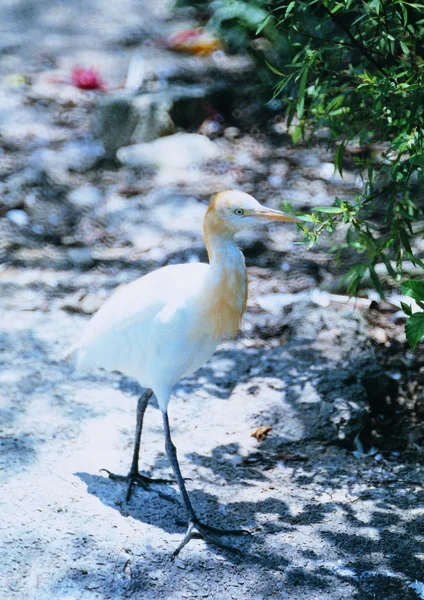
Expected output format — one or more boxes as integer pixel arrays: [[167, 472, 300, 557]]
[[265, 0, 424, 347], [401, 280, 424, 348], [405, 313, 424, 349], [176, 0, 424, 348], [176, 1, 294, 91]]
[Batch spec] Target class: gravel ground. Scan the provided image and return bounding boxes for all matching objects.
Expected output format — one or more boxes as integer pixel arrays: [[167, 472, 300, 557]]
[[1, 1, 424, 599]]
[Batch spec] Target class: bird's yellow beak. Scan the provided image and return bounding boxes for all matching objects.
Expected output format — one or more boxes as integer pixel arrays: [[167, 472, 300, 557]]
[[247, 207, 302, 223]]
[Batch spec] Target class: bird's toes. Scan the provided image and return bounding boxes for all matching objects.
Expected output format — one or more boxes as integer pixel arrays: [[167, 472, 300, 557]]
[[100, 468, 177, 503], [99, 468, 127, 482], [175, 517, 250, 537], [171, 521, 243, 560], [136, 474, 175, 485], [195, 520, 251, 537]]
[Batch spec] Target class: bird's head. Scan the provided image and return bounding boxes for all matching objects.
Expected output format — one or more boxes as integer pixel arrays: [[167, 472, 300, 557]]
[[204, 190, 301, 236]]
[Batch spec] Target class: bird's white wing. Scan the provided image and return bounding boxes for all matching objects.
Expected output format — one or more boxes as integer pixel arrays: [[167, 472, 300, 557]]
[[70, 262, 209, 378]]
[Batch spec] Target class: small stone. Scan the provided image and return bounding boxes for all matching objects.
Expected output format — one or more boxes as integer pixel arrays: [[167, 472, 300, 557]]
[[67, 247, 95, 267], [62, 292, 104, 314], [6, 209, 29, 227], [224, 127, 240, 140], [68, 186, 102, 208], [268, 174, 284, 188], [79, 293, 105, 314], [368, 326, 389, 344]]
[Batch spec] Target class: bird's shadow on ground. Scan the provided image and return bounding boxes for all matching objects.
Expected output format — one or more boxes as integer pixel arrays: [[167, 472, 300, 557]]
[[75, 463, 424, 599], [75, 469, 292, 563]]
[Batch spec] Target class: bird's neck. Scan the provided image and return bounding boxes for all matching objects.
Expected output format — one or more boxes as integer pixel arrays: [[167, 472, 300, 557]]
[[203, 213, 242, 270], [206, 234, 244, 271], [202, 219, 248, 340]]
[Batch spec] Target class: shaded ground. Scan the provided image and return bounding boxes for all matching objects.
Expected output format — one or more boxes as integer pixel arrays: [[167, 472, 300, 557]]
[[1, 1, 424, 599]]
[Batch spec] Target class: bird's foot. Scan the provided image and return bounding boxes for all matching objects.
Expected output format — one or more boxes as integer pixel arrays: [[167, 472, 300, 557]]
[[172, 518, 251, 559], [100, 468, 175, 502]]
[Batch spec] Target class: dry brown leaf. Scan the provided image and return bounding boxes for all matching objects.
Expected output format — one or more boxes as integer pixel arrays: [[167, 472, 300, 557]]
[[251, 425, 272, 442]]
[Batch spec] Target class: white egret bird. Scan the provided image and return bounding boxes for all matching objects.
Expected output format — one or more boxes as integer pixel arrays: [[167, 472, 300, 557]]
[[71, 190, 300, 557]]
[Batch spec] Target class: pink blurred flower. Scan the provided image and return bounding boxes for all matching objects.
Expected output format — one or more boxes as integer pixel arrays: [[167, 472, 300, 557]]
[[71, 67, 105, 91]]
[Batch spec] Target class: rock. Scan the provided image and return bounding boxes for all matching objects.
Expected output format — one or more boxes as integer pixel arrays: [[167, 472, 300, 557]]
[[131, 93, 174, 142], [94, 89, 175, 152], [368, 326, 389, 344], [268, 174, 284, 188], [68, 186, 102, 209], [117, 133, 220, 169], [93, 92, 139, 154], [61, 292, 105, 314], [94, 84, 232, 154], [224, 126, 240, 140], [6, 209, 30, 227]]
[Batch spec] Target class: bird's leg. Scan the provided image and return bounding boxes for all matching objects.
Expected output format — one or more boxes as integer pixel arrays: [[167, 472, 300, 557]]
[[162, 411, 250, 558], [102, 390, 174, 501]]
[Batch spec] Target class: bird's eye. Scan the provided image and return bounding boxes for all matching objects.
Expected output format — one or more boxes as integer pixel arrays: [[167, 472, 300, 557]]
[[234, 208, 244, 216]]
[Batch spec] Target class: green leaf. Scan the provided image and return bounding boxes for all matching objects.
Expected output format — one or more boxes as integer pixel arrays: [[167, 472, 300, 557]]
[[369, 0, 381, 14], [399, 3, 408, 27], [400, 41, 410, 55], [256, 14, 272, 35], [401, 280, 424, 301], [369, 264, 385, 298], [404, 3, 424, 9], [285, 1, 296, 18], [410, 153, 424, 166], [266, 61, 284, 77], [405, 312, 424, 349], [297, 67, 308, 119], [291, 123, 303, 145], [335, 143, 345, 177], [343, 264, 366, 297], [404, 252, 424, 270], [296, 214, 315, 222], [313, 207, 344, 214], [381, 255, 397, 279], [399, 227, 412, 254], [286, 102, 297, 129], [400, 301, 412, 316]]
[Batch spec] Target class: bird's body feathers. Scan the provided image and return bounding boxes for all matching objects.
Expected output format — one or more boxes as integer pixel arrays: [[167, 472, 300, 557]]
[[72, 251, 246, 409]]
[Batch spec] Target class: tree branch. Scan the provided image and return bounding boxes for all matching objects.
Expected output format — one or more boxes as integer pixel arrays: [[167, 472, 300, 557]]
[[320, 2, 392, 79]]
